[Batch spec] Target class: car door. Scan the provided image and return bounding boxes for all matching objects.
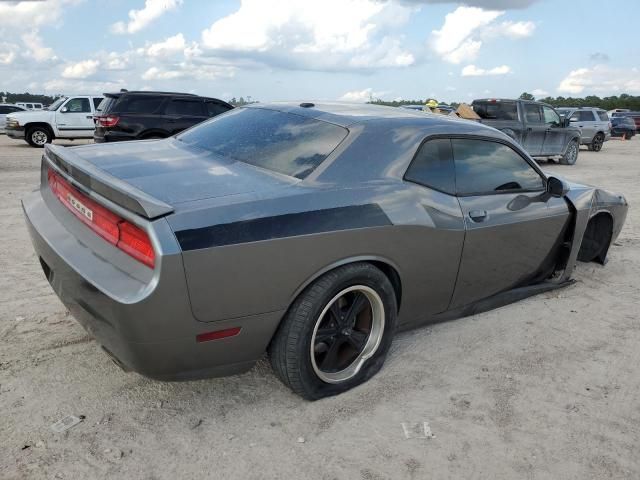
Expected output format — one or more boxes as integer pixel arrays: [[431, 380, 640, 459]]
[[402, 138, 466, 315], [55, 97, 95, 137], [541, 105, 567, 154], [521, 103, 546, 156], [448, 138, 571, 309], [164, 98, 208, 134], [569, 110, 596, 143]]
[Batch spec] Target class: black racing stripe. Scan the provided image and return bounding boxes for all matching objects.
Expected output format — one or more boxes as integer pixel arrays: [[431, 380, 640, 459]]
[[175, 204, 391, 251]]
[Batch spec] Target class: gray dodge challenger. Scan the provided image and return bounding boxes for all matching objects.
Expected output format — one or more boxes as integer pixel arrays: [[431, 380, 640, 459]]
[[23, 102, 628, 400]]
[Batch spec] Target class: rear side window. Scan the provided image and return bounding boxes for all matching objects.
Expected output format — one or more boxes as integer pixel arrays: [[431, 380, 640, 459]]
[[177, 108, 348, 179], [0, 106, 11, 114], [165, 99, 205, 116], [473, 102, 517, 120], [206, 101, 230, 117], [118, 96, 165, 114], [571, 110, 596, 122], [523, 104, 543, 123], [452, 139, 544, 195], [597, 111, 609, 121], [404, 138, 455, 194], [92, 98, 103, 110]]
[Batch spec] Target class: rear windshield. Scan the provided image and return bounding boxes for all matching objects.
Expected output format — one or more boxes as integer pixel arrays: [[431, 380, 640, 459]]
[[473, 101, 518, 120], [96, 96, 117, 114], [176, 108, 348, 179]]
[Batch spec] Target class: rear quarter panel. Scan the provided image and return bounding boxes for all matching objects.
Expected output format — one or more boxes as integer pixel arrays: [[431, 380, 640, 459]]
[[168, 184, 466, 327]]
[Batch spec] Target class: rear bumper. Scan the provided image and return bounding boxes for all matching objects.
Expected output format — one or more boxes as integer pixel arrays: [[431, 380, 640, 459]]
[[22, 188, 283, 380], [94, 131, 136, 143]]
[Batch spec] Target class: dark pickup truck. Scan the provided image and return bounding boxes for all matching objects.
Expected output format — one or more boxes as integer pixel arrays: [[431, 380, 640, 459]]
[[472, 99, 582, 165]]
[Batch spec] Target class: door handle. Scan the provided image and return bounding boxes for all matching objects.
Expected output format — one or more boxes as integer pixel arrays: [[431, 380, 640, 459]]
[[86, 115, 93, 119], [468, 210, 488, 222]]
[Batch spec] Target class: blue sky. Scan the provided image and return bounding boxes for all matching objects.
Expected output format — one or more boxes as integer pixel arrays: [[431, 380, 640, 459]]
[[1, 0, 639, 103]]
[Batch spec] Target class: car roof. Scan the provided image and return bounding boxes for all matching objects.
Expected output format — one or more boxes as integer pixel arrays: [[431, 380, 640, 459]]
[[243, 101, 493, 131]]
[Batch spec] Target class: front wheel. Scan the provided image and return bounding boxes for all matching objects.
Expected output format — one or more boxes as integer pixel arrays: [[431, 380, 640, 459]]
[[26, 126, 52, 148], [268, 263, 397, 400], [560, 140, 579, 165], [588, 133, 604, 152]]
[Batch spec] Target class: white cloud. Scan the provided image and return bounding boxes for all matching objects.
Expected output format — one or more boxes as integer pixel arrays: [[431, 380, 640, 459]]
[[429, 7, 502, 64], [558, 65, 640, 95], [21, 31, 57, 62], [42, 78, 127, 95], [531, 88, 549, 96], [429, 6, 534, 64], [142, 63, 235, 81], [139, 33, 186, 58], [111, 0, 183, 35], [200, 0, 415, 71], [0, 42, 19, 65], [461, 64, 511, 76], [338, 88, 386, 102], [485, 20, 535, 38], [61, 59, 100, 79], [0, 0, 80, 29]]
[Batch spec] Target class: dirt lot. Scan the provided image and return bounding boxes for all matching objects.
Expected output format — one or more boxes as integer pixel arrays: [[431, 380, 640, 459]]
[[1, 134, 639, 480]]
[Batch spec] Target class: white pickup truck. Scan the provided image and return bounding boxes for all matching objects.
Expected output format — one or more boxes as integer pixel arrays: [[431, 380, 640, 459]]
[[5, 95, 103, 147]]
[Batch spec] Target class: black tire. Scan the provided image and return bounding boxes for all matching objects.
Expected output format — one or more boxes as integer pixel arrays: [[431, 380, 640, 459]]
[[26, 126, 52, 148], [588, 133, 604, 152], [268, 263, 397, 400], [560, 140, 579, 165]]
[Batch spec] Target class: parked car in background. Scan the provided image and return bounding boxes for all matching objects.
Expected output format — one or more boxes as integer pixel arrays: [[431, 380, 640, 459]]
[[16, 102, 44, 110], [611, 111, 640, 132], [23, 103, 628, 399], [556, 107, 610, 151], [399, 105, 426, 111], [611, 116, 637, 138], [94, 91, 233, 143], [436, 104, 455, 114], [5, 95, 104, 147], [472, 98, 581, 164], [0, 104, 27, 133]]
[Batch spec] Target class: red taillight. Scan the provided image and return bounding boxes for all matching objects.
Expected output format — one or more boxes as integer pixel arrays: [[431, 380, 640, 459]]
[[48, 170, 155, 268], [96, 115, 119, 127], [117, 221, 155, 268]]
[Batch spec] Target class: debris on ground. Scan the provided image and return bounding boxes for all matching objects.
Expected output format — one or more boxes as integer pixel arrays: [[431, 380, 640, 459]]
[[50, 415, 85, 433]]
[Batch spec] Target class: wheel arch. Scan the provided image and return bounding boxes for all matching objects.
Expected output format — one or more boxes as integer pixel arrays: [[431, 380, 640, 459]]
[[23, 122, 55, 139], [577, 211, 614, 264], [287, 255, 403, 314], [138, 129, 170, 139]]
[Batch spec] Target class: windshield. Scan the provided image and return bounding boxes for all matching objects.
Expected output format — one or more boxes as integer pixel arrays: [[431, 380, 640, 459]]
[[46, 97, 67, 111], [177, 108, 348, 179]]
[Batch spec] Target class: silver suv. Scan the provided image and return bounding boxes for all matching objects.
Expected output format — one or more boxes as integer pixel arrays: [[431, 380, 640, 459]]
[[557, 107, 610, 152]]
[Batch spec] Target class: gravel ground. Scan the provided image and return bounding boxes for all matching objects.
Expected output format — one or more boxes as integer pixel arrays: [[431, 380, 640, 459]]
[[1, 134, 639, 480]]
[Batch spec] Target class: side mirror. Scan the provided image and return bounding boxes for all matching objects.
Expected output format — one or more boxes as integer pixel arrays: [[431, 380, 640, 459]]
[[547, 176, 569, 198], [60, 107, 68, 113]]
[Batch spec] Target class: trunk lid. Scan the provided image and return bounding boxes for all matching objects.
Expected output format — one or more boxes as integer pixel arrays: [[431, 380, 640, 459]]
[[46, 139, 298, 218]]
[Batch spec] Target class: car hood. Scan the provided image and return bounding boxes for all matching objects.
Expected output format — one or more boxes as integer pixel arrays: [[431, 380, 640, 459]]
[[7, 110, 50, 121], [68, 138, 299, 205]]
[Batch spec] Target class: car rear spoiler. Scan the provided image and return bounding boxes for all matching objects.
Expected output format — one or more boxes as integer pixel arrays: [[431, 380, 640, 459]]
[[43, 144, 174, 219]]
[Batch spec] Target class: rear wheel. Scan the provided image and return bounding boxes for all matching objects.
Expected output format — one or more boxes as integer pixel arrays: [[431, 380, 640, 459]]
[[269, 263, 397, 400], [560, 140, 578, 165], [26, 126, 52, 148], [588, 133, 604, 152]]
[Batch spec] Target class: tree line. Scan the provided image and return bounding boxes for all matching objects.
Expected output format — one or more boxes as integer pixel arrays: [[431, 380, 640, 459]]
[[371, 93, 640, 111], [0, 92, 59, 105]]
